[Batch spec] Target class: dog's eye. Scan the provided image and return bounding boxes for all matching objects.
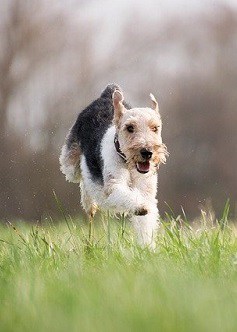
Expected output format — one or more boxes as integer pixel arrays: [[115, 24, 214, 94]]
[[127, 125, 134, 133], [152, 126, 158, 132]]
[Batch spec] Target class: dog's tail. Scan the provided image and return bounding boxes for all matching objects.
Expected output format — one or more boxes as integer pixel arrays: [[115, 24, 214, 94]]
[[100, 83, 122, 99]]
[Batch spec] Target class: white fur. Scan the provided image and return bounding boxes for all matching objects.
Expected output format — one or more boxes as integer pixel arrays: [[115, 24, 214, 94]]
[[80, 125, 159, 248], [60, 98, 166, 248]]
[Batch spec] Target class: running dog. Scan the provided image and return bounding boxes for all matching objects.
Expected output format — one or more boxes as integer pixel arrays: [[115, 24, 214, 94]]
[[60, 84, 168, 248]]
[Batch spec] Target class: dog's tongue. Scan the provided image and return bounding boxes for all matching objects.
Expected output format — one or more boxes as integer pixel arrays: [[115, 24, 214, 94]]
[[136, 161, 150, 173]]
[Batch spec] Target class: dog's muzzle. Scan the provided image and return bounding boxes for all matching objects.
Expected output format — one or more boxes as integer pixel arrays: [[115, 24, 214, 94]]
[[135, 149, 152, 174], [140, 148, 152, 160]]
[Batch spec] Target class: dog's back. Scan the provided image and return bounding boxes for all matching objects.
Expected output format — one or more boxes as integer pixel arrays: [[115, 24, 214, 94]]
[[60, 84, 130, 183]]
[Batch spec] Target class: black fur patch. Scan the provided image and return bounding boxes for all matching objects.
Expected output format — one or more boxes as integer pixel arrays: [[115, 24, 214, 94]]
[[66, 84, 131, 183]]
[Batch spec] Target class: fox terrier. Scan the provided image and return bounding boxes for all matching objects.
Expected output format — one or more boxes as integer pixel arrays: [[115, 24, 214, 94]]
[[60, 84, 168, 248]]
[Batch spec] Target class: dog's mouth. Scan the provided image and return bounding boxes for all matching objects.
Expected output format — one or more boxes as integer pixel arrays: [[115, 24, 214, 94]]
[[136, 161, 150, 174]]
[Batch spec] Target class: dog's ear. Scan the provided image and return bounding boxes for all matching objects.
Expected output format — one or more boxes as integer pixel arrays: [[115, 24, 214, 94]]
[[149, 93, 159, 113], [113, 90, 125, 125]]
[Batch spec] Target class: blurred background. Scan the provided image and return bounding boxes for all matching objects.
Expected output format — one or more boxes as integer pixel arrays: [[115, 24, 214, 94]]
[[0, 0, 236, 222]]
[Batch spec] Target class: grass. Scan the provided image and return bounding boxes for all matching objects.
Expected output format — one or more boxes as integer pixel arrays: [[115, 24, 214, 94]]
[[0, 209, 237, 332]]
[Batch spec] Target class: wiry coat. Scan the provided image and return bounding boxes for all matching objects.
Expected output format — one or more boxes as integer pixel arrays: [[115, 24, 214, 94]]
[[60, 84, 168, 248]]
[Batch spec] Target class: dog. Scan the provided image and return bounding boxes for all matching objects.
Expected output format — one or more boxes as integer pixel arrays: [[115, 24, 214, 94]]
[[60, 84, 168, 248]]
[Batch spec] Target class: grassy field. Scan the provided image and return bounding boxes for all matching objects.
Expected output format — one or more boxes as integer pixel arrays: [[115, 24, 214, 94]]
[[0, 208, 237, 332]]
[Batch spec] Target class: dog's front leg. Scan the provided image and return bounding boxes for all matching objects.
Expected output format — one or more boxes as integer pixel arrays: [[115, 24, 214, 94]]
[[104, 181, 148, 216], [130, 205, 159, 249]]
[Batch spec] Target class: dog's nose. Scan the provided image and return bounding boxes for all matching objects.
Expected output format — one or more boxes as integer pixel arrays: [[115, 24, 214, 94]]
[[140, 148, 152, 160]]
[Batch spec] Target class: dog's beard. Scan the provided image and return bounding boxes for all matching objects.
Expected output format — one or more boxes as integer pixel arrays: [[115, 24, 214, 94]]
[[125, 143, 169, 174], [126, 154, 156, 174], [153, 143, 169, 167]]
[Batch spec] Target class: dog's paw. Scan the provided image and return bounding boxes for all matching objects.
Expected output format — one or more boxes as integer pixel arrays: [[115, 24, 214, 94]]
[[134, 206, 148, 216]]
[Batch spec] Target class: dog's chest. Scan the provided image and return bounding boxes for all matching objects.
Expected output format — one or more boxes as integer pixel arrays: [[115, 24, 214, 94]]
[[129, 170, 157, 198]]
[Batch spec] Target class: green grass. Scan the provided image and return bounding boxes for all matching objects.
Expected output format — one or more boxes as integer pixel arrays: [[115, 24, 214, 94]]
[[0, 212, 237, 332]]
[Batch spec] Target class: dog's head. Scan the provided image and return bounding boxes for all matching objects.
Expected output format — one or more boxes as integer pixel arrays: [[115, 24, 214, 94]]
[[113, 90, 168, 174]]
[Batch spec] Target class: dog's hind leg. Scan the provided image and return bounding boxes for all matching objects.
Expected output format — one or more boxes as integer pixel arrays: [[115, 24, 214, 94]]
[[60, 140, 81, 183], [80, 180, 98, 242]]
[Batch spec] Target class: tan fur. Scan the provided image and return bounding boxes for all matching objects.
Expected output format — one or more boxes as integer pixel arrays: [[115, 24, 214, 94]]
[[113, 99, 168, 173], [150, 93, 159, 113], [68, 143, 81, 167], [59, 142, 81, 183], [113, 90, 126, 127]]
